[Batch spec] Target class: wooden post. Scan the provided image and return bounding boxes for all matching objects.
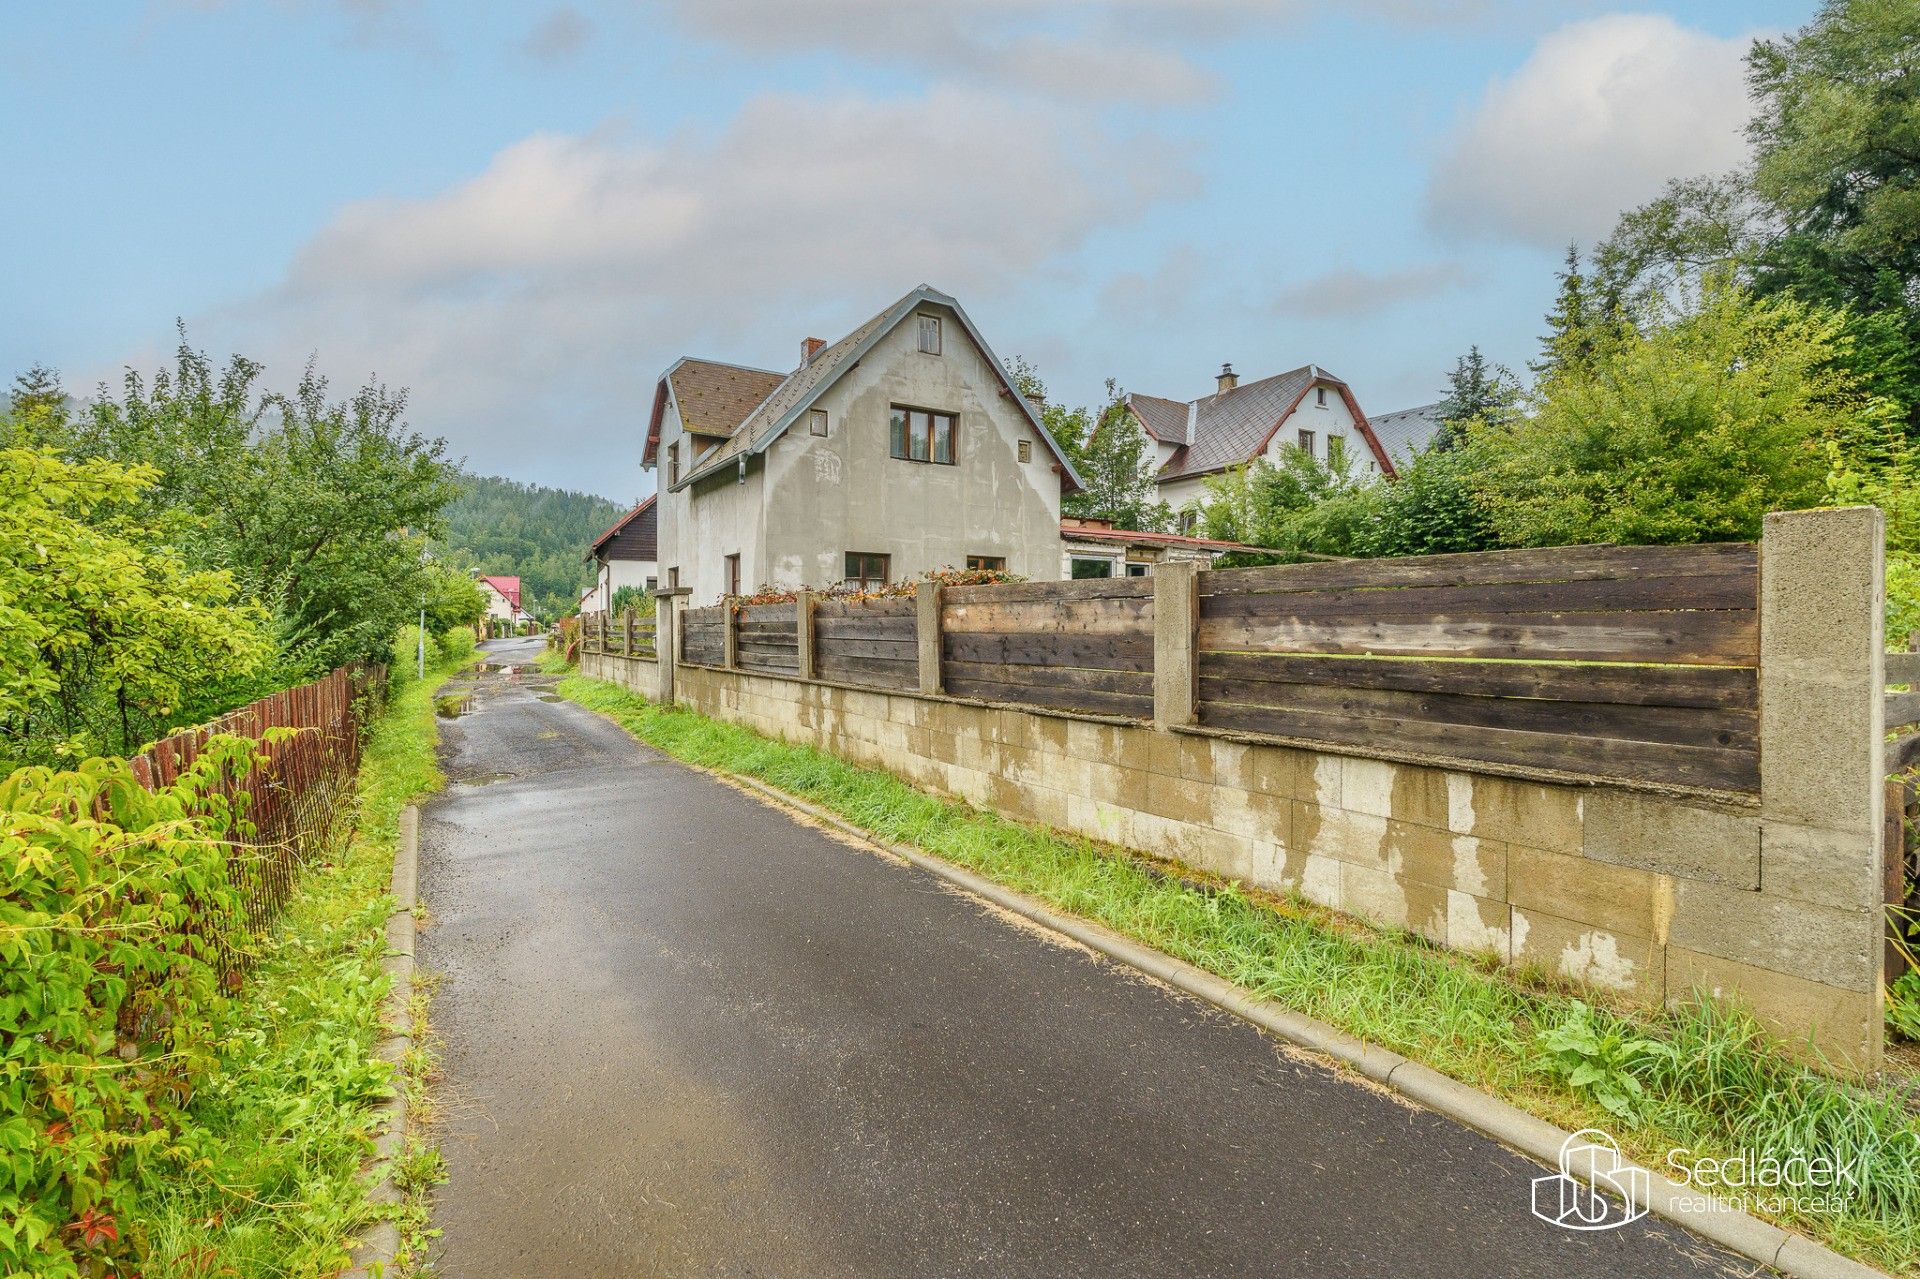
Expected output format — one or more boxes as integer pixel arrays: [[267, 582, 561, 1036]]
[[723, 598, 740, 670], [916, 580, 942, 695], [795, 590, 817, 680], [597, 610, 608, 654], [1153, 560, 1200, 730], [623, 606, 634, 656]]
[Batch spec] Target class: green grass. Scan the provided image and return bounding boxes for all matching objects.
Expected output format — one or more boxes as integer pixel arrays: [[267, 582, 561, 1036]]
[[536, 647, 574, 675], [560, 675, 1920, 1274], [138, 653, 466, 1278]]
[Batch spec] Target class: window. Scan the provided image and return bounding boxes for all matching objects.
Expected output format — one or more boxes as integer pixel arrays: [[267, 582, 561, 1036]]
[[724, 554, 741, 597], [1070, 557, 1115, 579], [917, 315, 942, 355], [1315, 386, 1328, 408], [1017, 439, 1032, 463], [1125, 562, 1149, 577], [889, 405, 957, 464], [845, 552, 889, 591], [967, 555, 1006, 572], [645, 576, 657, 592], [668, 439, 680, 485], [809, 408, 829, 437], [1177, 510, 1197, 534], [1328, 435, 1346, 469], [668, 567, 680, 589], [1297, 428, 1316, 455]]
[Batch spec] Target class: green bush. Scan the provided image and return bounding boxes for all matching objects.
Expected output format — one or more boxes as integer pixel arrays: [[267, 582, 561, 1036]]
[[439, 626, 476, 666], [1, 741, 259, 1276]]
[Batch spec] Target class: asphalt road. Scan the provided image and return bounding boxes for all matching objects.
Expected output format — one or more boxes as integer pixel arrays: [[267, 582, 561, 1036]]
[[418, 641, 1749, 1278]]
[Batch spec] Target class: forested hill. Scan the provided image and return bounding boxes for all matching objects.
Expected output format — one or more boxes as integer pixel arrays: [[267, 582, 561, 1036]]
[[439, 474, 629, 616]]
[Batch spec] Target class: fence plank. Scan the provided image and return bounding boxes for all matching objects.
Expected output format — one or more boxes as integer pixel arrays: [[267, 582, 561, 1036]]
[[942, 676, 1153, 718], [1199, 541, 1757, 596], [1197, 609, 1757, 665], [944, 596, 1153, 636], [1196, 650, 1757, 710], [1889, 690, 1920, 731], [942, 631, 1155, 672]]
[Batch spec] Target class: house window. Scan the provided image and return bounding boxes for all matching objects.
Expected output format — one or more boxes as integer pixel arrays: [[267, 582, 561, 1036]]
[[1328, 435, 1347, 469], [1017, 439, 1032, 463], [1297, 429, 1316, 455], [668, 567, 680, 589], [668, 439, 680, 485], [724, 554, 741, 597], [645, 576, 657, 592], [1070, 557, 1115, 579], [1177, 510, 1197, 534], [889, 405, 956, 464], [809, 408, 829, 437], [1125, 562, 1150, 577], [1315, 386, 1328, 408], [845, 551, 889, 591], [967, 555, 1006, 572], [917, 315, 942, 355]]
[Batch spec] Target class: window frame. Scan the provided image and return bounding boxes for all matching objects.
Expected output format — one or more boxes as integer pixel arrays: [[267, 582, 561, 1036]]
[[917, 314, 942, 355], [1315, 386, 1328, 408], [889, 404, 958, 465], [1328, 435, 1347, 469], [1017, 439, 1031, 463], [809, 408, 829, 437], [1069, 556, 1116, 580], [1297, 428, 1316, 456], [844, 551, 890, 592], [966, 555, 1006, 572], [724, 553, 741, 597], [668, 438, 680, 485]]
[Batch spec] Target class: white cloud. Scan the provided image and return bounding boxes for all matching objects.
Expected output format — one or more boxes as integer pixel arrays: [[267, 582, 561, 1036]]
[[1425, 14, 1755, 248], [1272, 261, 1476, 318], [212, 90, 1183, 492]]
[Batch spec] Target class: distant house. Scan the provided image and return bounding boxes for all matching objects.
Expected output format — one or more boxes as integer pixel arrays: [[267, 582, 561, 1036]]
[[477, 574, 526, 626], [1059, 517, 1255, 578], [643, 284, 1082, 603], [1366, 402, 1448, 465], [583, 496, 658, 613], [1125, 363, 1397, 513]]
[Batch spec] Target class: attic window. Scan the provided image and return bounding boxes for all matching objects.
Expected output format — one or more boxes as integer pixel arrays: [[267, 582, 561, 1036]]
[[1315, 386, 1328, 407], [668, 440, 680, 485], [809, 408, 829, 437], [917, 315, 942, 355]]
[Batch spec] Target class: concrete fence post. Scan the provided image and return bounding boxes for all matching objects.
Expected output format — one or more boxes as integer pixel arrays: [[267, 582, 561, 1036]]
[[723, 598, 740, 670], [1751, 505, 1886, 1071], [1153, 560, 1201, 730], [654, 587, 689, 706], [917, 581, 943, 696], [796, 591, 817, 681]]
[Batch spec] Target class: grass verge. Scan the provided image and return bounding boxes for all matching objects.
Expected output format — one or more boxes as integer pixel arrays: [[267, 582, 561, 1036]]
[[560, 675, 1920, 1275], [138, 654, 464, 1278]]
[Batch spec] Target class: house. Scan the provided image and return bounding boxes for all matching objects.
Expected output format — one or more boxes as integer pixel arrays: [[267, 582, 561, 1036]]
[[1366, 402, 1448, 466], [478, 574, 526, 626], [1059, 517, 1256, 578], [643, 284, 1082, 603], [1124, 363, 1398, 513], [582, 496, 659, 613]]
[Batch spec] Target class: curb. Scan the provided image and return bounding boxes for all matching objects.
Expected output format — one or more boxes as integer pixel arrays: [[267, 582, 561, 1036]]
[[343, 804, 420, 1279], [719, 771, 1888, 1279]]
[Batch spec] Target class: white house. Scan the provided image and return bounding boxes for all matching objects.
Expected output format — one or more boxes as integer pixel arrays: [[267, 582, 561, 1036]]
[[643, 284, 1082, 604], [582, 496, 659, 613], [477, 574, 527, 627], [1124, 363, 1398, 513]]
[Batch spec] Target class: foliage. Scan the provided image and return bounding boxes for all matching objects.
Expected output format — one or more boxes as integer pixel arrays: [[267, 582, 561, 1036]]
[[26, 334, 460, 675], [562, 675, 1920, 1272], [438, 474, 626, 618], [608, 585, 655, 618], [1534, 1001, 1675, 1124], [1196, 446, 1370, 560], [0, 446, 274, 766], [1352, 443, 1499, 558], [1889, 970, 1920, 1041], [423, 562, 489, 636], [1, 740, 258, 1277], [1008, 358, 1171, 532], [1435, 345, 1521, 444], [1468, 278, 1880, 547]]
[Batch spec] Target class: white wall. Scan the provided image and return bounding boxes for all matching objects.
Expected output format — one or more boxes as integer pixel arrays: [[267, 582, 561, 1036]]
[[584, 557, 659, 613]]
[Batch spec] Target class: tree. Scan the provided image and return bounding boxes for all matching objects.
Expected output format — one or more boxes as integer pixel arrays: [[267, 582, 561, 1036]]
[[1470, 276, 1882, 548], [1007, 358, 1171, 531], [1434, 346, 1521, 446], [437, 474, 625, 617], [0, 446, 274, 765], [1535, 246, 1598, 376], [54, 329, 460, 673], [1197, 445, 1372, 560], [1353, 444, 1498, 558]]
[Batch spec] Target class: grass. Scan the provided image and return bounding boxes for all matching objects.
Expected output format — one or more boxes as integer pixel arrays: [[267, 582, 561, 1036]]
[[560, 674, 1920, 1275], [137, 652, 466, 1278]]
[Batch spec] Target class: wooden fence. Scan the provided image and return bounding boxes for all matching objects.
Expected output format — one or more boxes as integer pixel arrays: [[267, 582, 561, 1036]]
[[131, 663, 388, 943], [578, 607, 658, 659], [657, 540, 1777, 796]]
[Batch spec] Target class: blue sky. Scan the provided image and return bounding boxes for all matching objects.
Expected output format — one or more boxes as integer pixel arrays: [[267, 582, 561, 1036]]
[[2, 1, 1813, 501]]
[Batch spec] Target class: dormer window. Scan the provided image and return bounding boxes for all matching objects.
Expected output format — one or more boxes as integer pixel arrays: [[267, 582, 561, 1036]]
[[917, 315, 942, 355]]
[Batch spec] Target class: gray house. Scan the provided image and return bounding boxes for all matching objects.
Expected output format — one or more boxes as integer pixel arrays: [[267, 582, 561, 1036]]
[[643, 285, 1083, 604]]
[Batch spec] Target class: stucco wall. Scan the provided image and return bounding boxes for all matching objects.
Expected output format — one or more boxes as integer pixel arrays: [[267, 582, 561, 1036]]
[[579, 637, 1884, 1070]]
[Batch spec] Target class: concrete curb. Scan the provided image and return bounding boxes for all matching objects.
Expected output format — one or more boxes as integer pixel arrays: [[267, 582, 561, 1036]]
[[721, 772, 1889, 1279], [342, 804, 420, 1279]]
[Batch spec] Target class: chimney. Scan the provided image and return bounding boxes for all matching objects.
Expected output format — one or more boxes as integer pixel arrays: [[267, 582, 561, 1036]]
[[1216, 362, 1238, 394], [801, 336, 826, 364]]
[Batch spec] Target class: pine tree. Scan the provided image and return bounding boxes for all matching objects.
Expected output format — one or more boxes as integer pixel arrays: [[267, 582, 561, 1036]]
[[1434, 346, 1520, 447], [1534, 244, 1597, 376]]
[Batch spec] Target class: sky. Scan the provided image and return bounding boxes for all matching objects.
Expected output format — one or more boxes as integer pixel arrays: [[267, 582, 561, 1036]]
[[2, 0, 1815, 503]]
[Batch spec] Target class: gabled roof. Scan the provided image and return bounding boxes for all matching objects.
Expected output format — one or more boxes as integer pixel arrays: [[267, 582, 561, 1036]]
[[668, 284, 1083, 493], [643, 358, 785, 468], [586, 494, 657, 563], [1367, 402, 1447, 462], [478, 574, 522, 609], [1127, 366, 1397, 482]]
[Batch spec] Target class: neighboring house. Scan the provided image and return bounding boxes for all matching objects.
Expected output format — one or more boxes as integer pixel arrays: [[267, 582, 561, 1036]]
[[478, 574, 527, 625], [1059, 517, 1255, 578], [1366, 402, 1448, 466], [582, 495, 659, 613], [1124, 363, 1397, 513], [643, 284, 1082, 603]]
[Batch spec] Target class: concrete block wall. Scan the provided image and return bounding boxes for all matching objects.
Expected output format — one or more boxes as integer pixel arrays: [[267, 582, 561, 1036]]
[[581, 650, 660, 701], [585, 508, 1886, 1071]]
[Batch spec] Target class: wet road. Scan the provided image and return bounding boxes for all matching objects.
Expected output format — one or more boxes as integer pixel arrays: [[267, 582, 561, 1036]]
[[418, 640, 1748, 1278]]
